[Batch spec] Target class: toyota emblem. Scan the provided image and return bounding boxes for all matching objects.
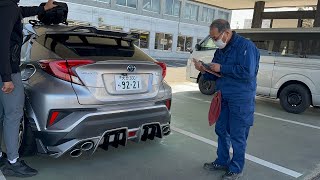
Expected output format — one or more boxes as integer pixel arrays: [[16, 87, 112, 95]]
[[127, 65, 136, 72]]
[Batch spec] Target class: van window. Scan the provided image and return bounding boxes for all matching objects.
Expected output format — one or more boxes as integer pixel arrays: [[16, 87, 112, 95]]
[[200, 37, 217, 50], [239, 33, 275, 56], [239, 32, 320, 59], [277, 40, 304, 57], [272, 34, 320, 59], [301, 39, 320, 59]]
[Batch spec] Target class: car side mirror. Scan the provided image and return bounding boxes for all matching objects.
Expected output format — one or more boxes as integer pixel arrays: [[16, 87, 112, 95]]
[[195, 44, 201, 51]]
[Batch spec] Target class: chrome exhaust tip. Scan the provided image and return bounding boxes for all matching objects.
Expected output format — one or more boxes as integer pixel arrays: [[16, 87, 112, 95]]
[[70, 149, 82, 158], [81, 141, 94, 151], [162, 125, 171, 136]]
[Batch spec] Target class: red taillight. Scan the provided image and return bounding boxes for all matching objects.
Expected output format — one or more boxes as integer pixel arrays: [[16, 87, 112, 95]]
[[39, 60, 94, 85], [48, 111, 59, 127], [128, 131, 137, 137], [165, 99, 171, 110], [156, 62, 167, 79]]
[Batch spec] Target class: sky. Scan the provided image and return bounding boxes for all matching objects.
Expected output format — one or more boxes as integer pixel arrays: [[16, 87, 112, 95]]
[[230, 10, 254, 29], [230, 7, 302, 29]]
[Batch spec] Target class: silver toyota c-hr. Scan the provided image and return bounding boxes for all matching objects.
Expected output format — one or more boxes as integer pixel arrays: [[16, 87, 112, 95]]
[[19, 24, 172, 158]]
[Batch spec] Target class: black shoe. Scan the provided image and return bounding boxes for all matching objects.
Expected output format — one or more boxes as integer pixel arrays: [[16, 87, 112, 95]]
[[203, 162, 228, 171], [222, 171, 243, 180], [0, 154, 7, 169], [2, 159, 38, 177]]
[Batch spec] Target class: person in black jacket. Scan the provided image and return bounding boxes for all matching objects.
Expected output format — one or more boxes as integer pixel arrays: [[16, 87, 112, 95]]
[[0, 0, 56, 177]]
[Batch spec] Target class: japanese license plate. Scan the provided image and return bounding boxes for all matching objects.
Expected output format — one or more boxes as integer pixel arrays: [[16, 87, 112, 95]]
[[115, 75, 142, 91]]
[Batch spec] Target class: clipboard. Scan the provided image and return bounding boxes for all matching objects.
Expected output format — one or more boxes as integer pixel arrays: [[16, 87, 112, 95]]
[[203, 68, 222, 78], [192, 58, 222, 77]]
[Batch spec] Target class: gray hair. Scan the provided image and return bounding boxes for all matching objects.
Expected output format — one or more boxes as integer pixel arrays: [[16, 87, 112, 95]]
[[210, 19, 231, 33]]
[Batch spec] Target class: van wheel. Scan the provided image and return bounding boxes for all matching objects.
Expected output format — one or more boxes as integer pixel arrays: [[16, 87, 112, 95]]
[[198, 75, 215, 95], [279, 84, 311, 114], [19, 115, 37, 157]]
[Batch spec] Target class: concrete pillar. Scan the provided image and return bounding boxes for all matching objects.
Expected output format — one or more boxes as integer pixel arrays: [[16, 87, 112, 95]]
[[251, 1, 265, 28], [314, 0, 320, 27]]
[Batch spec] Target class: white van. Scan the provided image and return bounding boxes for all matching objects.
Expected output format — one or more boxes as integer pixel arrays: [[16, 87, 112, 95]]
[[186, 28, 320, 114]]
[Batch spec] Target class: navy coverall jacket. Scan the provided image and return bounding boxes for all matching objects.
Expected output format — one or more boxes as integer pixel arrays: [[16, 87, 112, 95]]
[[202, 32, 260, 173], [204, 32, 260, 99]]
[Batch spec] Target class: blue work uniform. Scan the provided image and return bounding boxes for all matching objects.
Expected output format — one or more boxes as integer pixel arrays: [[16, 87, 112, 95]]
[[203, 32, 260, 173]]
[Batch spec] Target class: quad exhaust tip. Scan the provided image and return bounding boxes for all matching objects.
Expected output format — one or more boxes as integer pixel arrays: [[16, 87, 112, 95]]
[[162, 125, 171, 136], [70, 148, 82, 158], [81, 141, 94, 151], [70, 141, 94, 157]]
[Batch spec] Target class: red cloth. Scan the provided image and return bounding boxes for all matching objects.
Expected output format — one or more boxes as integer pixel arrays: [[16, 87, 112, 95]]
[[208, 91, 221, 126]]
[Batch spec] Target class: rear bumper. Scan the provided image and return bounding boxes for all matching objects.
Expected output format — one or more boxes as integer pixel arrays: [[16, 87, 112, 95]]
[[44, 123, 170, 158], [34, 104, 171, 157]]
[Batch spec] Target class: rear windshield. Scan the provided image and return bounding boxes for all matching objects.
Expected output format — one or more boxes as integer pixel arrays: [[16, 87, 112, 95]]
[[36, 33, 154, 61]]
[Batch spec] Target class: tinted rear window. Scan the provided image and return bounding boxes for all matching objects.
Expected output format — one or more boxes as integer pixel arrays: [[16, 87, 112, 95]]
[[238, 32, 320, 58], [36, 33, 154, 61]]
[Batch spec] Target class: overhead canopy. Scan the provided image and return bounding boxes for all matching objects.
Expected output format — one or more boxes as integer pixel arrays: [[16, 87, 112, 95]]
[[192, 0, 318, 10]]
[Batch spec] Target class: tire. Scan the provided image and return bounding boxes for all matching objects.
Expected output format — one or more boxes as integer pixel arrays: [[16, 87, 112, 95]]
[[279, 84, 311, 114], [198, 75, 215, 95], [19, 115, 37, 157]]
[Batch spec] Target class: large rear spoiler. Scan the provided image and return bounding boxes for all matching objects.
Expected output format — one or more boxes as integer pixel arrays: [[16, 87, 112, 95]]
[[47, 26, 140, 41]]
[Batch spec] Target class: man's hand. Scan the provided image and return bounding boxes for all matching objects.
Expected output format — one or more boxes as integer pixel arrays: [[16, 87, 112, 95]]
[[2, 82, 14, 94], [193, 58, 205, 73], [210, 63, 221, 73], [44, 0, 57, 11]]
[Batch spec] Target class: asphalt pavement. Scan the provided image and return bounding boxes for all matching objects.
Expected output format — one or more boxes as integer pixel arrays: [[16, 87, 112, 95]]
[[4, 67, 320, 180]]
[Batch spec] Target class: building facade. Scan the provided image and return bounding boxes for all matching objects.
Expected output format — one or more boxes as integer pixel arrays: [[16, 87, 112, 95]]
[[20, 0, 231, 60]]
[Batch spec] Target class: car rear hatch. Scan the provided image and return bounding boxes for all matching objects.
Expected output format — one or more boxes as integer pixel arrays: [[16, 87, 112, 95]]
[[73, 60, 165, 104], [37, 27, 166, 105]]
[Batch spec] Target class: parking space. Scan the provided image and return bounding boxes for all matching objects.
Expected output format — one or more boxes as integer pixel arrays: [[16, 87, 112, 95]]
[[4, 67, 320, 180], [171, 83, 320, 179]]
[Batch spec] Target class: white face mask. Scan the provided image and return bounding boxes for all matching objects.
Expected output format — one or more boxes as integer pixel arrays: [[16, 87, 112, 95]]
[[214, 32, 227, 49]]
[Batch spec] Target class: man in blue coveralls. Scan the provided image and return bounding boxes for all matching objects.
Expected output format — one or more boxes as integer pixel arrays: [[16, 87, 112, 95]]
[[194, 19, 260, 180]]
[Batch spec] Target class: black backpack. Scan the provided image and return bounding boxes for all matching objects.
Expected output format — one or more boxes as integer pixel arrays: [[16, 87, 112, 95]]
[[38, 2, 68, 25]]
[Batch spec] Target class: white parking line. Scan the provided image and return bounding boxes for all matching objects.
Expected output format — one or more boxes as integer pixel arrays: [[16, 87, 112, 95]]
[[254, 112, 320, 130], [171, 126, 303, 178], [178, 94, 320, 130]]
